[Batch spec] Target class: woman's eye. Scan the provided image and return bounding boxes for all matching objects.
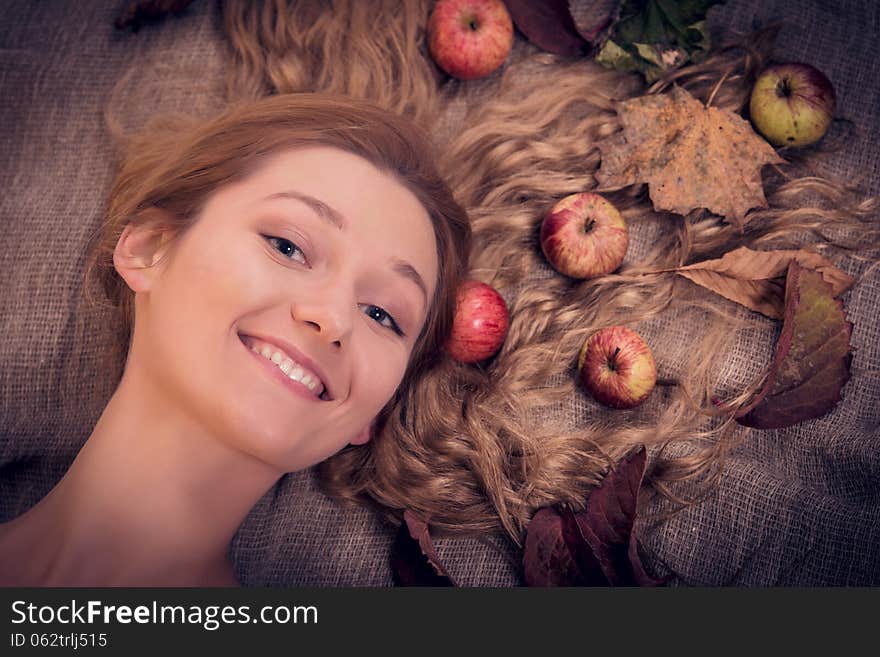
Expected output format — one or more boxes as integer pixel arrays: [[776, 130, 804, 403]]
[[360, 304, 405, 337], [265, 236, 307, 264]]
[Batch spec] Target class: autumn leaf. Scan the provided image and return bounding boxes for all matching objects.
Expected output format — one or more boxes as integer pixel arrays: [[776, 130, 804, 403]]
[[595, 85, 784, 230], [734, 262, 853, 429], [569, 0, 622, 42], [523, 447, 665, 586], [390, 510, 456, 586], [504, 0, 590, 56], [666, 246, 854, 319], [522, 507, 586, 586], [595, 0, 724, 82], [115, 0, 197, 31]]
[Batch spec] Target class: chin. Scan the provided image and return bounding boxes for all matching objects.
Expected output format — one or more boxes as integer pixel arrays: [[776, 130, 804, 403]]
[[219, 400, 360, 474]]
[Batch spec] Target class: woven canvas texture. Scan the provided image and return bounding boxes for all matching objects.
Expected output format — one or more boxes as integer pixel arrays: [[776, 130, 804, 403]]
[[0, 0, 877, 586]]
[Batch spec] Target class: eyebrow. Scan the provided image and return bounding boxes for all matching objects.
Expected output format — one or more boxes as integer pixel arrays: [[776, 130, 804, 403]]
[[262, 189, 430, 310], [390, 258, 429, 310], [263, 190, 348, 231]]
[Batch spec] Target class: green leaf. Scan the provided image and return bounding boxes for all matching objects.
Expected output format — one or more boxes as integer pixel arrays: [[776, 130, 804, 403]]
[[595, 0, 725, 80], [656, 0, 686, 35], [596, 38, 641, 73], [685, 20, 710, 49], [678, 0, 723, 23], [634, 42, 665, 67], [642, 1, 668, 43], [616, 1, 647, 44]]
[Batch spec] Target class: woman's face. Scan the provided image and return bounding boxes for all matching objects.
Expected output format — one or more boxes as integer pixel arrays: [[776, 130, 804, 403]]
[[127, 146, 439, 472]]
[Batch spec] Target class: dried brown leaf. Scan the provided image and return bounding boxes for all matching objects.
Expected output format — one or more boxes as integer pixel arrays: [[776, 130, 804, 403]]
[[735, 262, 853, 428], [596, 86, 784, 230], [670, 246, 854, 319]]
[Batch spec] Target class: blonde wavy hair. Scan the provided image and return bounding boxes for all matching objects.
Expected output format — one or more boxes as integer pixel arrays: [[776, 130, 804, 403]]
[[106, 2, 880, 545]]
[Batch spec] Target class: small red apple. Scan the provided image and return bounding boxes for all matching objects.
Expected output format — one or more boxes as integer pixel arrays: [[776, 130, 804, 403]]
[[578, 326, 656, 409], [427, 0, 514, 80], [445, 280, 509, 363], [540, 192, 628, 280], [749, 62, 836, 147]]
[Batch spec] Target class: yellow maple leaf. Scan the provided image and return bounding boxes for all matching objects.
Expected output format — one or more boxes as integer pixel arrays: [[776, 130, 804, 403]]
[[595, 86, 784, 231]]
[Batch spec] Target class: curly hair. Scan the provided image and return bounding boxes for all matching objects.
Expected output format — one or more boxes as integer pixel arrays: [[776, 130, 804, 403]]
[[105, 2, 880, 545]]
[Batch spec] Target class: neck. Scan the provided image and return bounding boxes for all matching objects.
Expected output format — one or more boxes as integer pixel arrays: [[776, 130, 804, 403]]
[[2, 367, 283, 586]]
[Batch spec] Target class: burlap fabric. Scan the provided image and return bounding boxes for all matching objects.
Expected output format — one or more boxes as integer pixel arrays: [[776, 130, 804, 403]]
[[1, 0, 877, 586]]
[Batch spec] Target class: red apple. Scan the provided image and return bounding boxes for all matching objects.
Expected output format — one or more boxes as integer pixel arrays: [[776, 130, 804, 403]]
[[540, 192, 628, 279], [445, 280, 509, 363], [749, 62, 836, 147], [427, 0, 514, 80], [578, 326, 656, 409]]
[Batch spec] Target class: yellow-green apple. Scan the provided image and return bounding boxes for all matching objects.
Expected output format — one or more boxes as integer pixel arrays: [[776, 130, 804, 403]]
[[749, 63, 836, 147], [445, 280, 509, 363], [427, 0, 514, 80], [578, 326, 656, 409], [540, 192, 628, 279]]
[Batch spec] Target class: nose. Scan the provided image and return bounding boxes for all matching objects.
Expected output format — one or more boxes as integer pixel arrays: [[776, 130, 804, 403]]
[[290, 289, 352, 348]]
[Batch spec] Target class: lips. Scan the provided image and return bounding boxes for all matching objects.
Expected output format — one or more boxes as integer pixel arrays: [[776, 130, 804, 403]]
[[237, 332, 335, 401]]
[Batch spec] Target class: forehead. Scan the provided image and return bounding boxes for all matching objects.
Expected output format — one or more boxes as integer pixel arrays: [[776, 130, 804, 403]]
[[249, 146, 423, 215]]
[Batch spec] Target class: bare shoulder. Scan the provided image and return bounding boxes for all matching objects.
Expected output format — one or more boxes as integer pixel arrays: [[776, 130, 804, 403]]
[[0, 519, 38, 585]]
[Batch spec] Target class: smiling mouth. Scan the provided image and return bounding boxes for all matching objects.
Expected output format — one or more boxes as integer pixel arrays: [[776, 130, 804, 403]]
[[238, 333, 332, 401]]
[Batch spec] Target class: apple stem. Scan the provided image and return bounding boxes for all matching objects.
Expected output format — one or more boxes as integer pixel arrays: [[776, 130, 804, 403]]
[[777, 77, 792, 98], [468, 18, 478, 30], [608, 346, 621, 371], [584, 219, 595, 234]]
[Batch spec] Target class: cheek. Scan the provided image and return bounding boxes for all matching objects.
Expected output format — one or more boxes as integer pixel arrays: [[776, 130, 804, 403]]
[[141, 241, 264, 396], [160, 239, 270, 325], [354, 344, 410, 415]]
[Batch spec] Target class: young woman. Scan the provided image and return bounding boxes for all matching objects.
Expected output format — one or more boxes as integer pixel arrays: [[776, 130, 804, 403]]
[[3, 3, 876, 587], [0, 93, 470, 586]]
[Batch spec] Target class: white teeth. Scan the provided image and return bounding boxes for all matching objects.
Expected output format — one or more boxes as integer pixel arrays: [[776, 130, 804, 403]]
[[247, 336, 326, 397]]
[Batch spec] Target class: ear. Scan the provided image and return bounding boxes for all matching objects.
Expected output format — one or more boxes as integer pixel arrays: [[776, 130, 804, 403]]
[[350, 425, 372, 446], [113, 215, 175, 293]]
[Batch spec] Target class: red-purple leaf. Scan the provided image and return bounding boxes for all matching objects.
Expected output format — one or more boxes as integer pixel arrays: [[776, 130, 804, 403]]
[[504, 0, 589, 57], [390, 510, 456, 586], [523, 507, 585, 585], [574, 447, 644, 584], [736, 262, 854, 429], [569, 0, 621, 42], [574, 446, 664, 586], [114, 0, 197, 31], [524, 446, 666, 586], [559, 505, 609, 584]]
